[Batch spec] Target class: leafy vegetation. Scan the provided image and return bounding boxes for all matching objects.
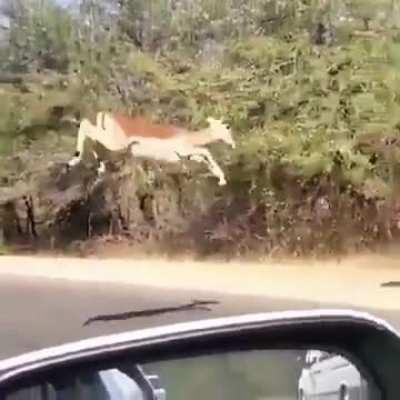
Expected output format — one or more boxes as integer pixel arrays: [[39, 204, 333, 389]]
[[2, 0, 400, 258]]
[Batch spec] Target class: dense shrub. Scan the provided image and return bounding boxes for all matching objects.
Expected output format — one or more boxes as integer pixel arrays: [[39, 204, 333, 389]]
[[2, 0, 400, 257]]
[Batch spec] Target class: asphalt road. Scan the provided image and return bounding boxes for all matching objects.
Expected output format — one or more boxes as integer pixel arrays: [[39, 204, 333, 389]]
[[0, 274, 399, 360]]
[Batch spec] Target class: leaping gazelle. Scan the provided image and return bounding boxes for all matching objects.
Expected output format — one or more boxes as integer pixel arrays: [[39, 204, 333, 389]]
[[67, 112, 235, 186]]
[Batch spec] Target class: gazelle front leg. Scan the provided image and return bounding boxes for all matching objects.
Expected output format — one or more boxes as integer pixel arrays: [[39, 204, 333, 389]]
[[186, 147, 227, 186]]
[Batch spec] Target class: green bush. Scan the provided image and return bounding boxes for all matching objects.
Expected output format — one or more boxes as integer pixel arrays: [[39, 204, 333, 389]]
[[3, 0, 400, 255]]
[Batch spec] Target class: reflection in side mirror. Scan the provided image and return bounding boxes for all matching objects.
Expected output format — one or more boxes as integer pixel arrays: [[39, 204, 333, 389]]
[[5, 348, 375, 400], [298, 350, 370, 400], [304, 350, 323, 366], [308, 356, 317, 365]]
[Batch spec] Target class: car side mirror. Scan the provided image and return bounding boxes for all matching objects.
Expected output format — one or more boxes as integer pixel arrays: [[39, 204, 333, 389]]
[[1, 310, 400, 400]]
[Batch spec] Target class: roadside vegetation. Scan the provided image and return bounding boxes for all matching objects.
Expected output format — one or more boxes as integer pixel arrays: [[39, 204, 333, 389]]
[[2, 0, 400, 259]]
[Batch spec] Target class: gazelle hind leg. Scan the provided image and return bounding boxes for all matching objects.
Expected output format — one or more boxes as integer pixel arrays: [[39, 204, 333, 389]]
[[67, 119, 105, 169], [185, 148, 227, 186], [67, 119, 94, 168]]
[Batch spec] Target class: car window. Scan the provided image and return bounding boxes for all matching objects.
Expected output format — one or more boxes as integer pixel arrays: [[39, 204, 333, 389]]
[[0, 0, 397, 399]]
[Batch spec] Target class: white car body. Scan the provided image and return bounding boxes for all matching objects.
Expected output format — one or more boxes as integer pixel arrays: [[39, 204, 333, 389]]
[[298, 350, 369, 400]]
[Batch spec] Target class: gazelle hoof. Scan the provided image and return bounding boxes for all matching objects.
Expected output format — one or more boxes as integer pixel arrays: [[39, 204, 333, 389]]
[[97, 161, 106, 175], [218, 178, 227, 186]]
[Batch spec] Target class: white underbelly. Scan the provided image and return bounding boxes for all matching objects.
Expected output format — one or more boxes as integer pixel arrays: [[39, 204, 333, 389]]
[[103, 140, 129, 151], [129, 138, 188, 163]]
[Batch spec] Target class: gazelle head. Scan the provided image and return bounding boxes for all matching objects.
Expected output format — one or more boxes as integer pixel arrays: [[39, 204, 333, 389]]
[[207, 117, 236, 149]]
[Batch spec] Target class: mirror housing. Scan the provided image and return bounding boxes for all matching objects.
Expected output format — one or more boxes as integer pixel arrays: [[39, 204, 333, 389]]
[[1, 310, 400, 399]]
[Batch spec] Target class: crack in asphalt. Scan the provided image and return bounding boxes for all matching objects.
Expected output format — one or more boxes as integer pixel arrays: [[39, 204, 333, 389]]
[[83, 299, 220, 326]]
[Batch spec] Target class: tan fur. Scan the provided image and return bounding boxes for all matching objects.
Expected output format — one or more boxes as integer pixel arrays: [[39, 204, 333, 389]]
[[113, 114, 183, 139]]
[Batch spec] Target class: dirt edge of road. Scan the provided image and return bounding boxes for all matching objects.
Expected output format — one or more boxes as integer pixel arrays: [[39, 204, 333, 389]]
[[1, 253, 400, 310]]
